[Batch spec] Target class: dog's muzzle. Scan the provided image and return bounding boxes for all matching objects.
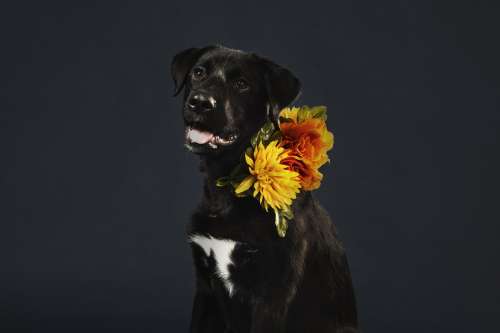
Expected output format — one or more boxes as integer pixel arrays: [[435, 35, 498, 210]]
[[183, 93, 239, 153]]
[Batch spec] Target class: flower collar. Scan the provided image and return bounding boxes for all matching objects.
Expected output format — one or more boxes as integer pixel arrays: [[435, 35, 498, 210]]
[[216, 106, 334, 237]]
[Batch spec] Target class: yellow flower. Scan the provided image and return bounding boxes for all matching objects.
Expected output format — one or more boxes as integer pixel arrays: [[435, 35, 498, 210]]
[[235, 141, 301, 212]]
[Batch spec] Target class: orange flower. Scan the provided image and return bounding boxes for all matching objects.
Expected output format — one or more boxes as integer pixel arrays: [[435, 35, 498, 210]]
[[278, 107, 334, 191], [281, 155, 323, 191]]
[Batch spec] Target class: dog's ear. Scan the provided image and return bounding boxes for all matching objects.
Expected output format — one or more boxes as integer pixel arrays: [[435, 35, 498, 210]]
[[171, 46, 215, 96], [258, 57, 302, 118]]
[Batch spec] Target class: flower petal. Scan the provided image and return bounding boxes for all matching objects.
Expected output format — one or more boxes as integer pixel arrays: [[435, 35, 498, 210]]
[[245, 153, 254, 168], [235, 175, 256, 194]]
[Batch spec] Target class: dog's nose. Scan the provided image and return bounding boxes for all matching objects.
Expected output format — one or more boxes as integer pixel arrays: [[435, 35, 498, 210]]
[[187, 94, 216, 112]]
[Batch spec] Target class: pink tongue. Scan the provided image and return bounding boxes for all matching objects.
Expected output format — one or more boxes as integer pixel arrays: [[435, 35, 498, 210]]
[[187, 128, 214, 144]]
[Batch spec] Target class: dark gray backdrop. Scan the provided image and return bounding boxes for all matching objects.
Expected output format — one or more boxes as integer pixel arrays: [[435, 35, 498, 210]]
[[2, 1, 499, 332]]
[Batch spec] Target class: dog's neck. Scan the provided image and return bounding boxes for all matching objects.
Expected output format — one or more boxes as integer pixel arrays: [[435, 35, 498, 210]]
[[197, 146, 246, 217]]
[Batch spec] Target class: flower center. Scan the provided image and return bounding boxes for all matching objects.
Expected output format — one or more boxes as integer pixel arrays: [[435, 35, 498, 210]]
[[257, 173, 272, 184]]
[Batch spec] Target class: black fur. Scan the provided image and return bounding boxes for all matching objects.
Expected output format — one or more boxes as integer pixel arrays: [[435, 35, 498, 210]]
[[172, 45, 358, 333]]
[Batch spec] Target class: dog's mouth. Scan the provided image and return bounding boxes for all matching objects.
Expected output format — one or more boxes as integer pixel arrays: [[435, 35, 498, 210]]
[[185, 126, 239, 152]]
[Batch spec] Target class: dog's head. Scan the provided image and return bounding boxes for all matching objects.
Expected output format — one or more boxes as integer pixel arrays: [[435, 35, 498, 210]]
[[171, 45, 301, 155]]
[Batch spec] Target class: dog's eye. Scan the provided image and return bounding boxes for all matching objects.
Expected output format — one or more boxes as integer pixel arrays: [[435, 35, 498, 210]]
[[234, 78, 249, 91], [192, 66, 206, 80]]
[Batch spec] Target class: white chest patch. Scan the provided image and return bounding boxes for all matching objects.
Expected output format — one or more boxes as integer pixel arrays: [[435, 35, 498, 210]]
[[189, 234, 238, 296]]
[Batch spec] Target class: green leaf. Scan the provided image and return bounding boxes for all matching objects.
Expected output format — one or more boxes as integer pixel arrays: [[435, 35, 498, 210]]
[[297, 106, 309, 122], [244, 147, 254, 160], [310, 105, 327, 120], [262, 121, 275, 133], [216, 177, 230, 187], [269, 131, 282, 143], [250, 131, 259, 147], [275, 213, 288, 238], [251, 121, 277, 146], [281, 206, 294, 220], [261, 121, 275, 142]]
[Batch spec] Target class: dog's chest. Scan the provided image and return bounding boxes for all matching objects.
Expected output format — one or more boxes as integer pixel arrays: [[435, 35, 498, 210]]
[[189, 234, 239, 295]]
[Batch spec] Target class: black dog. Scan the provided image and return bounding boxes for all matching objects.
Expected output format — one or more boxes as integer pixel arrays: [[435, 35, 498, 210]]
[[171, 45, 358, 333]]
